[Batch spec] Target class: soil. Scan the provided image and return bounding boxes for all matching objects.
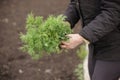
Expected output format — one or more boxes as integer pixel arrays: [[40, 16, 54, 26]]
[[0, 0, 81, 80]]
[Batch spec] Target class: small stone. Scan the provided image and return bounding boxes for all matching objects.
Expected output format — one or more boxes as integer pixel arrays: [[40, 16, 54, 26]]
[[18, 69, 24, 74], [45, 69, 52, 74], [2, 18, 9, 23], [38, 69, 41, 72], [12, 22, 17, 26]]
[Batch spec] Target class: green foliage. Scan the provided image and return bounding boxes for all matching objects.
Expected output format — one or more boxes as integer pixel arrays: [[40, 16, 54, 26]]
[[74, 63, 84, 80], [75, 44, 88, 80], [76, 44, 88, 61], [20, 13, 72, 59]]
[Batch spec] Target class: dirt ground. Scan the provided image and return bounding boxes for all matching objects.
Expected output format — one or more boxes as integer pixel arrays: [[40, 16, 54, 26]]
[[0, 0, 81, 80]]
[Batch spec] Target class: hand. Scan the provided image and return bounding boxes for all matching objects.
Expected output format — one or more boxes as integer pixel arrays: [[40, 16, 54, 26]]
[[60, 34, 84, 49]]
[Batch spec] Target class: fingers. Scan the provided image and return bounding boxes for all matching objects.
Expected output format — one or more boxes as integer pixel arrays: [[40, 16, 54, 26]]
[[60, 45, 71, 49], [60, 41, 74, 49], [60, 34, 84, 49], [66, 34, 72, 38], [60, 34, 73, 49], [60, 45, 67, 49], [60, 41, 70, 49], [61, 41, 69, 45]]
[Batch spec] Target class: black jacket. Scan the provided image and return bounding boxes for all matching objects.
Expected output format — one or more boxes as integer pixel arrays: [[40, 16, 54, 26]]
[[65, 0, 120, 60]]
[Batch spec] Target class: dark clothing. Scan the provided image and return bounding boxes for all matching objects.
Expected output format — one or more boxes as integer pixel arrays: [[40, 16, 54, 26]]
[[88, 44, 96, 79], [92, 60, 120, 80], [65, 0, 120, 79], [65, 0, 120, 61]]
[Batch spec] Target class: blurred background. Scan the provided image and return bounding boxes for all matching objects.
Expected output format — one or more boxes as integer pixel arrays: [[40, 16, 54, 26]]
[[0, 0, 81, 80]]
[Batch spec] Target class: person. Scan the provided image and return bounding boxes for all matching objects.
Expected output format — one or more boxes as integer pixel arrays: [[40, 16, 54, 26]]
[[60, 0, 120, 80]]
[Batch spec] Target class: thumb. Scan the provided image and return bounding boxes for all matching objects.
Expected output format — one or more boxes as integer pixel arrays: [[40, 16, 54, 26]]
[[66, 34, 72, 38]]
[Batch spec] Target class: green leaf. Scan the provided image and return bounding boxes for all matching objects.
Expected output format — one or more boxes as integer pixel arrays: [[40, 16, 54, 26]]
[[20, 13, 72, 59]]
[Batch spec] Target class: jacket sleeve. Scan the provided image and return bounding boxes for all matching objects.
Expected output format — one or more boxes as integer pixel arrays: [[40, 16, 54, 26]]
[[80, 0, 120, 43], [64, 0, 80, 28]]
